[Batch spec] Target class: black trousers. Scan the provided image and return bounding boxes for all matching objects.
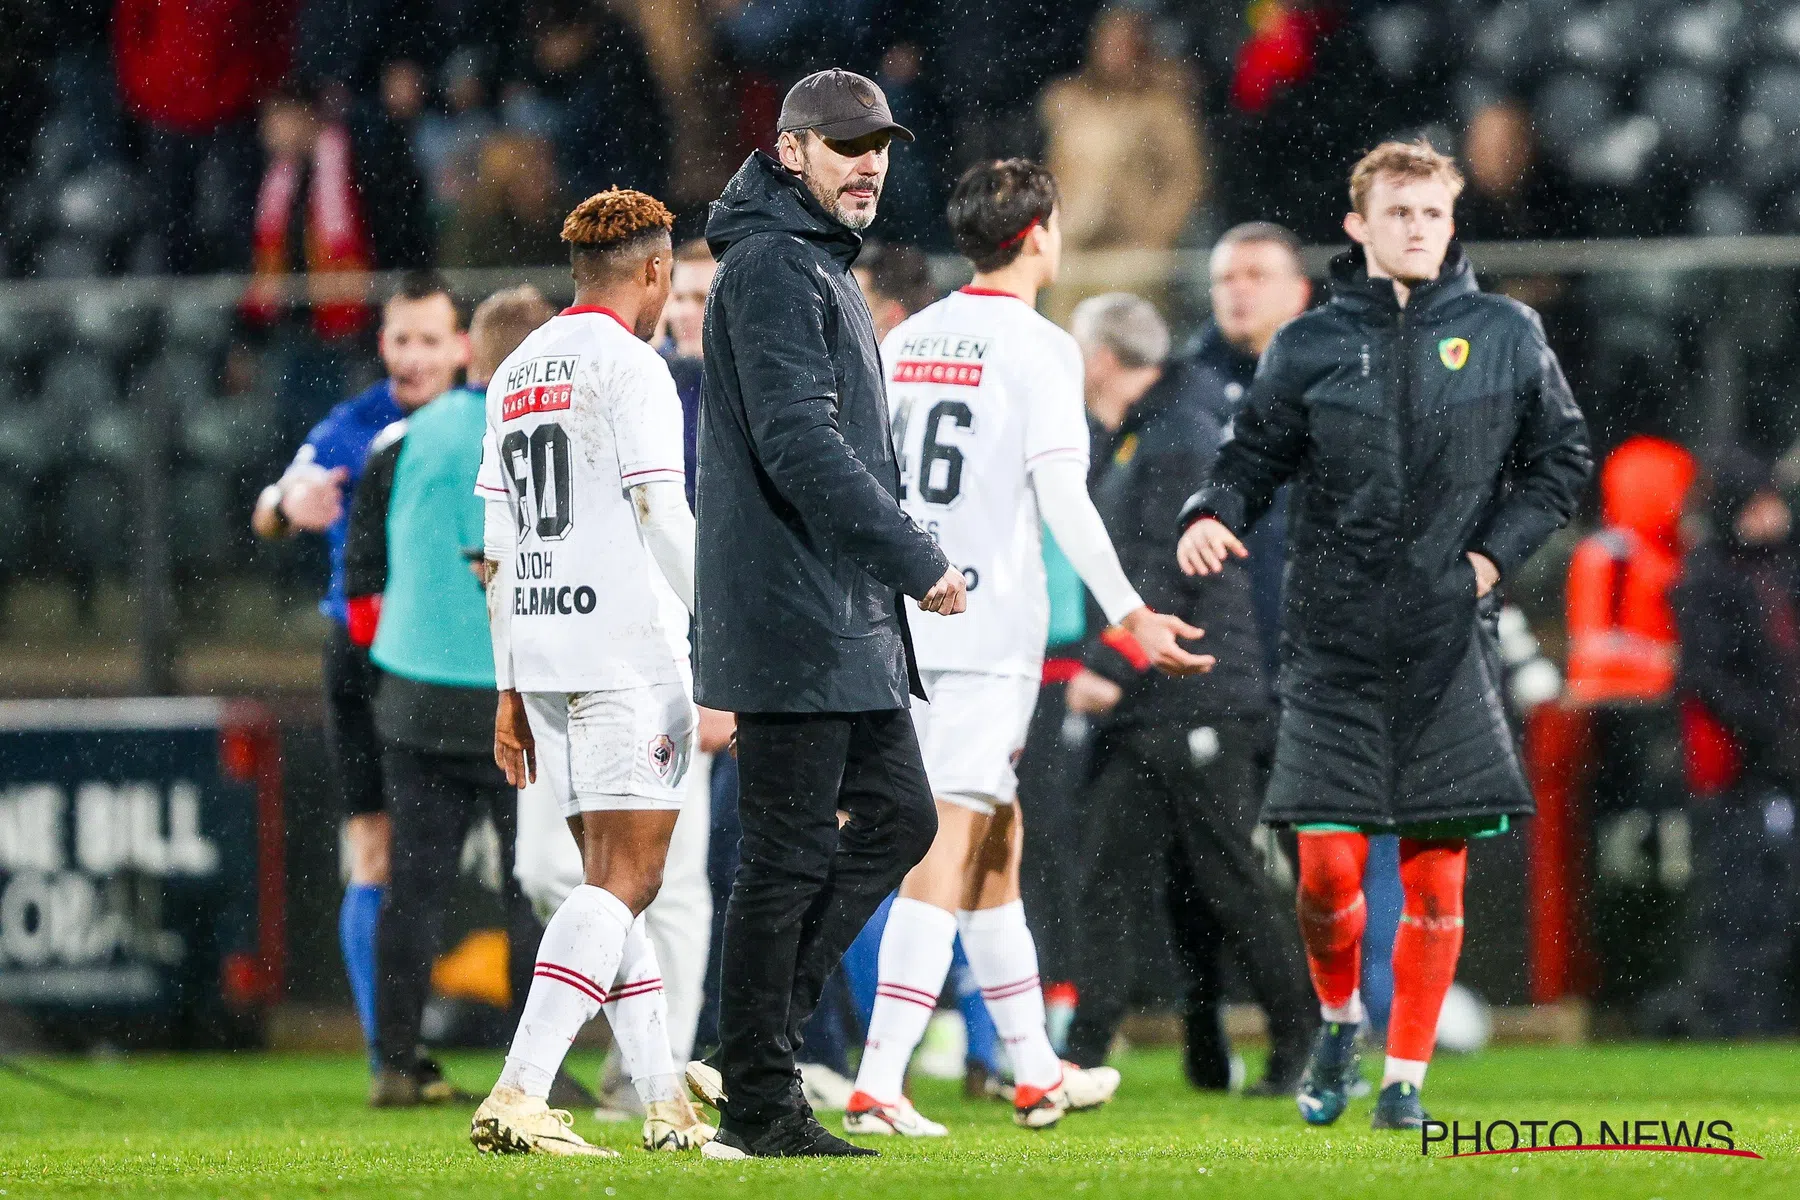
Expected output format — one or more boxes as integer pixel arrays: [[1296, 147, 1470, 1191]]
[[1065, 719, 1314, 1069], [323, 624, 386, 817], [718, 709, 937, 1125], [375, 745, 540, 1073]]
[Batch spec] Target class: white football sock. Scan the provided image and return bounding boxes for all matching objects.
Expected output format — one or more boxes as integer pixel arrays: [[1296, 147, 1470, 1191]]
[[957, 900, 1062, 1091], [852, 897, 958, 1103], [498, 884, 633, 1098], [1381, 1055, 1428, 1089], [1322, 989, 1366, 1025], [604, 914, 683, 1105]]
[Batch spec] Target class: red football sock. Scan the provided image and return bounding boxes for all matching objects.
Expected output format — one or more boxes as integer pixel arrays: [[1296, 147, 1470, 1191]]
[[1295, 831, 1370, 1014], [1386, 837, 1469, 1064]]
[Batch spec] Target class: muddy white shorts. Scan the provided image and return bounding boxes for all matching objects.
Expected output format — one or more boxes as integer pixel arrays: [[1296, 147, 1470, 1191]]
[[522, 679, 696, 816], [911, 669, 1041, 815]]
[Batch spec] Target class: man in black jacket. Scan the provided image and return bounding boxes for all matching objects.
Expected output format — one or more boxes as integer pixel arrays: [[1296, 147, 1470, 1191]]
[[1179, 141, 1590, 1130], [1059, 292, 1316, 1097], [695, 69, 966, 1160], [1185, 222, 1313, 673]]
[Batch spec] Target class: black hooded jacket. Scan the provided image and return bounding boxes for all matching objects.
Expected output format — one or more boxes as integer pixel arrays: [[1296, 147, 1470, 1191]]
[[695, 152, 949, 714], [1081, 360, 1269, 728], [1180, 245, 1592, 827], [1673, 449, 1800, 794]]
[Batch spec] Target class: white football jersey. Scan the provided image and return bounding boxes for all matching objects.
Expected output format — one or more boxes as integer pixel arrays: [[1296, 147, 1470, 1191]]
[[888, 288, 1091, 678], [476, 306, 688, 692]]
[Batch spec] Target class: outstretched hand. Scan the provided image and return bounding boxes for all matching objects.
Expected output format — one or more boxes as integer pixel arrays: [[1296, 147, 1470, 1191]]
[[1121, 606, 1215, 675], [1177, 517, 1248, 577]]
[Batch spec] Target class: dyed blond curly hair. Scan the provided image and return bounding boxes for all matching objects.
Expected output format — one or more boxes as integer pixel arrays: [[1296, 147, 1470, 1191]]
[[562, 187, 674, 247]]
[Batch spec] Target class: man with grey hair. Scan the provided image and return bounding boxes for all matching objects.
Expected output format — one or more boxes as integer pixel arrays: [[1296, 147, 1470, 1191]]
[[1062, 292, 1317, 1097]]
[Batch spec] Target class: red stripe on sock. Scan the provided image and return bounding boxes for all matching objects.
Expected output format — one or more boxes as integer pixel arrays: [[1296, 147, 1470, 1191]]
[[876, 986, 938, 1010], [535, 963, 608, 1005], [979, 975, 1040, 1000], [877, 980, 940, 1004], [605, 979, 664, 1004]]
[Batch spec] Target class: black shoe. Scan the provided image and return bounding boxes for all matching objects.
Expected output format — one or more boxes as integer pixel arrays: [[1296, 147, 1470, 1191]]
[[1370, 1080, 1431, 1130], [703, 1109, 878, 1159], [1183, 1002, 1235, 1091], [1243, 1039, 1310, 1097]]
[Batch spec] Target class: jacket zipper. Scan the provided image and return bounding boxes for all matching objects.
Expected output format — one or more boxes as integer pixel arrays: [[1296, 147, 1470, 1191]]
[[1387, 305, 1410, 813]]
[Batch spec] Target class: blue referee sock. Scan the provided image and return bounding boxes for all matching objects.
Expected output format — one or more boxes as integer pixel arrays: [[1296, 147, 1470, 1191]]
[[339, 883, 383, 1068]]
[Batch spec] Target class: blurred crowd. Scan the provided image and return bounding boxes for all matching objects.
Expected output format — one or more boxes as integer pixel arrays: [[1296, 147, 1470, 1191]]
[[10, 0, 1800, 286]]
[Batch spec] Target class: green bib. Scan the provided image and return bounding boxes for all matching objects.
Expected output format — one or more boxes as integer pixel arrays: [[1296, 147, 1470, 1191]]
[[371, 386, 495, 688]]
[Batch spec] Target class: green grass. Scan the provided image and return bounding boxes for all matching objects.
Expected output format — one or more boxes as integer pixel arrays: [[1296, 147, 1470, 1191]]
[[0, 1044, 1796, 1198]]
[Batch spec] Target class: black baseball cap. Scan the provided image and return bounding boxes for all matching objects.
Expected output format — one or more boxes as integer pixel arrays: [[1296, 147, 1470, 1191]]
[[777, 69, 914, 143]]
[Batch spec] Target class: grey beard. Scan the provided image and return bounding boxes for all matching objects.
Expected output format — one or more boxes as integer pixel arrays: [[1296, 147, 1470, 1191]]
[[838, 204, 877, 231], [802, 164, 880, 229]]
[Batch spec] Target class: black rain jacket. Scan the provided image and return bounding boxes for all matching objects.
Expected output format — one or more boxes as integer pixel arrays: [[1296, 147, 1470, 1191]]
[[1179, 245, 1592, 828], [1082, 361, 1270, 729], [695, 152, 949, 713]]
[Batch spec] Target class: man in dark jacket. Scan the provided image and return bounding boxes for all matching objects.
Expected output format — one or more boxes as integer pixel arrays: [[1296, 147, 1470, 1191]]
[[1671, 448, 1800, 1035], [1178, 141, 1590, 1130], [1059, 292, 1315, 1097], [1184, 222, 1313, 673], [695, 68, 966, 1160]]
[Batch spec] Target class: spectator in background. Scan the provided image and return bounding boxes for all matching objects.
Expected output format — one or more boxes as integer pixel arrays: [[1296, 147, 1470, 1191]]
[[414, 47, 498, 217], [440, 134, 567, 268], [1670, 447, 1800, 1035], [1455, 100, 1578, 242], [852, 240, 937, 341], [354, 60, 435, 268], [1040, 7, 1206, 259], [505, 0, 670, 200], [659, 239, 716, 507], [241, 85, 431, 344], [113, 0, 294, 273], [1039, 4, 1205, 320]]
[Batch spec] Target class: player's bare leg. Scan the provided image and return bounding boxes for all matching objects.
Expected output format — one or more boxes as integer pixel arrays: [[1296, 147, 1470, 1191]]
[[473, 809, 709, 1155], [565, 815, 716, 1150]]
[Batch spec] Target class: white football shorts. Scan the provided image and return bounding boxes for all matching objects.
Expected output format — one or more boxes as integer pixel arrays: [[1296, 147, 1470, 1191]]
[[911, 669, 1041, 815], [521, 678, 696, 817]]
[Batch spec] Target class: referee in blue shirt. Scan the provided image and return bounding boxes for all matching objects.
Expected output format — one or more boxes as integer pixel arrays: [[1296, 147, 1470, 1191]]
[[252, 271, 468, 1075]]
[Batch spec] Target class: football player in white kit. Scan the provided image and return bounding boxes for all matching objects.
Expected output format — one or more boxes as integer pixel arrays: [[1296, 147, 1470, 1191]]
[[844, 159, 1214, 1136], [469, 188, 713, 1157]]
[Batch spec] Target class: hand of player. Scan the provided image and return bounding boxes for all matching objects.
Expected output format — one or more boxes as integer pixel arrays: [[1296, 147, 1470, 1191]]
[[918, 565, 968, 615], [280, 465, 350, 532], [494, 689, 536, 788], [1177, 517, 1248, 577], [1468, 552, 1500, 599], [1121, 606, 1216, 676], [697, 706, 737, 755], [1065, 668, 1124, 715]]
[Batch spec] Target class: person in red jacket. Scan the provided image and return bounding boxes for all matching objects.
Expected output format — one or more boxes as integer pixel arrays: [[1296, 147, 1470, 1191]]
[[113, 0, 298, 272]]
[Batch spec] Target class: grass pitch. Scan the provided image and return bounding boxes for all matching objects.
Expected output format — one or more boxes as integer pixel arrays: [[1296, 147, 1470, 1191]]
[[0, 1043, 1795, 1199]]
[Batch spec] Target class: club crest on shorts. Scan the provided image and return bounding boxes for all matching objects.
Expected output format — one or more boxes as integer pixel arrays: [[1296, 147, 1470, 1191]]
[[648, 734, 677, 781], [1438, 337, 1470, 370]]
